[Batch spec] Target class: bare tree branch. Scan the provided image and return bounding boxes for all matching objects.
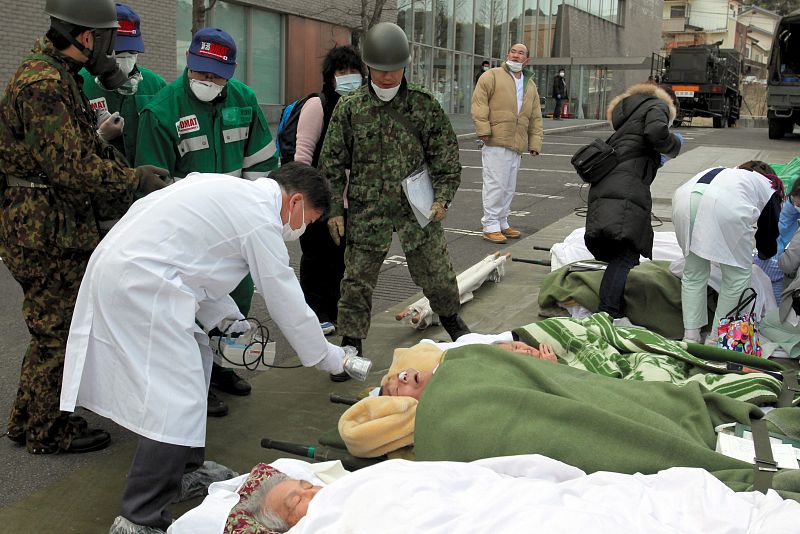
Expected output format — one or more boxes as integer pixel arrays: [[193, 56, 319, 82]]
[[192, 0, 220, 36]]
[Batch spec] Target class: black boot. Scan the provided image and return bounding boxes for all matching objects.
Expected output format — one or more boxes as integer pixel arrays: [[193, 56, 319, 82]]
[[330, 336, 363, 382], [440, 314, 470, 342]]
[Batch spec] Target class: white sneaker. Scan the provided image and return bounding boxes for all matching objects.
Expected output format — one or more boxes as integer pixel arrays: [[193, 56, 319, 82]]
[[173, 461, 238, 503], [704, 334, 719, 347], [109, 516, 165, 534], [320, 321, 336, 336]]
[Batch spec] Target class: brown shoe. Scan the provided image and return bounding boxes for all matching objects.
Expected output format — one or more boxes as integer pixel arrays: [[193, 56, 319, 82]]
[[482, 231, 507, 244], [501, 227, 522, 239]]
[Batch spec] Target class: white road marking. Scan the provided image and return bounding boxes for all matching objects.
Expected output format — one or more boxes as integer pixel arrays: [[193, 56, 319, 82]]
[[462, 165, 576, 174], [443, 227, 485, 236], [459, 148, 572, 157], [458, 187, 563, 199]]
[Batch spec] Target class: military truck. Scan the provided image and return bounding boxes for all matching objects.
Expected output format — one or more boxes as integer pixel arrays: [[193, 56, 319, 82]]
[[657, 44, 743, 128], [767, 10, 800, 139]]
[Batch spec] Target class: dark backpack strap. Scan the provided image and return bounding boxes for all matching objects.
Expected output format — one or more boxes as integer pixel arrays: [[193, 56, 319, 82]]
[[750, 417, 778, 493], [697, 167, 725, 184]]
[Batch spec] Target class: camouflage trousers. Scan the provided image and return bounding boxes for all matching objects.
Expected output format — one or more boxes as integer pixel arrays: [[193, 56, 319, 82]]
[[338, 209, 460, 340], [2, 244, 90, 451]]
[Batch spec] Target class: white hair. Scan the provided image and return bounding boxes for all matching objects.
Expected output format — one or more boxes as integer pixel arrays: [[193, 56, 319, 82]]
[[241, 473, 291, 532]]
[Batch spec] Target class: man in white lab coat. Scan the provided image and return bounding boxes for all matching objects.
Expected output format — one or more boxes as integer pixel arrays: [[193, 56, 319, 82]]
[[60, 162, 347, 533]]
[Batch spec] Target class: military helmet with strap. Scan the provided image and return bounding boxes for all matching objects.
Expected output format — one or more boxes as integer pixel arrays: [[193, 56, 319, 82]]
[[361, 22, 411, 71]]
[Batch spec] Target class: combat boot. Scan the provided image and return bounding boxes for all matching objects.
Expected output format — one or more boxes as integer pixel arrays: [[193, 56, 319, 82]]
[[440, 314, 470, 342], [331, 336, 363, 382]]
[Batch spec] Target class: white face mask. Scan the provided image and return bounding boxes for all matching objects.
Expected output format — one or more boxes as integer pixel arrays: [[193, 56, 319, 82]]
[[282, 199, 307, 241], [559, 71, 565, 77], [189, 79, 225, 102], [115, 53, 138, 76], [482, 66, 489, 71], [506, 60, 523, 73], [370, 81, 400, 102], [335, 73, 362, 95]]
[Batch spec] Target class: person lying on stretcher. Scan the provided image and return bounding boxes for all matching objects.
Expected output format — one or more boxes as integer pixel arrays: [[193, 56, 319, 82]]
[[382, 341, 556, 399]]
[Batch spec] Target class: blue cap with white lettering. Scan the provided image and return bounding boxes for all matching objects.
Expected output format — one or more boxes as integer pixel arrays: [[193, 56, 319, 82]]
[[187, 27, 237, 80]]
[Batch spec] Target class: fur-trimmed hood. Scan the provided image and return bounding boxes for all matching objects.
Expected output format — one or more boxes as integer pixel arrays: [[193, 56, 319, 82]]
[[606, 83, 676, 126]]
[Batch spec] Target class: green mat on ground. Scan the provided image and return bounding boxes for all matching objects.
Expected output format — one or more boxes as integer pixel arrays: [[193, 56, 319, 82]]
[[537, 261, 716, 339], [513, 313, 796, 406], [414, 344, 800, 501]]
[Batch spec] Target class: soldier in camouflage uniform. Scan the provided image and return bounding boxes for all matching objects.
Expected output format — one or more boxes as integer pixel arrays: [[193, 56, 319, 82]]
[[0, 0, 168, 454], [319, 23, 470, 376]]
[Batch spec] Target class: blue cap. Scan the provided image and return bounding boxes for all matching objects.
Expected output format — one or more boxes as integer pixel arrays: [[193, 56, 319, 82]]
[[187, 27, 237, 80], [115, 4, 144, 53]]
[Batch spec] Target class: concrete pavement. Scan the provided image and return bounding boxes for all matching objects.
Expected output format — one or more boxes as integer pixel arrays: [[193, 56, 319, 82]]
[[2, 124, 799, 532]]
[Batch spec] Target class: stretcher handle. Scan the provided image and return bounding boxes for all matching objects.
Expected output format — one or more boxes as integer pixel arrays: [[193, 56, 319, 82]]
[[532, 246, 551, 251], [511, 257, 551, 266], [329, 394, 359, 406], [260, 438, 386, 471]]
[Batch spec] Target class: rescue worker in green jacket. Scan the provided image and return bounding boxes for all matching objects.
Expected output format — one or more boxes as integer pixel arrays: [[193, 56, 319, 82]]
[[319, 22, 470, 380], [0, 0, 168, 454], [136, 27, 279, 415], [80, 3, 166, 165]]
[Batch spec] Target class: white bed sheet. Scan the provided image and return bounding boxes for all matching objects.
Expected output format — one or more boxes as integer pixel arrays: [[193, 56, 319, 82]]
[[293, 455, 800, 534]]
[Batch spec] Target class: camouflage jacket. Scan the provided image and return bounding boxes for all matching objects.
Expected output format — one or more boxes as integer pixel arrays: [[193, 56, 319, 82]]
[[319, 80, 461, 218], [0, 38, 138, 252]]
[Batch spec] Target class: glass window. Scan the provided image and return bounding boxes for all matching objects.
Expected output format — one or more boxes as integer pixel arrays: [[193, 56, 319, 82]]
[[454, 0, 474, 53], [435, 0, 454, 48], [250, 10, 282, 104], [670, 5, 686, 19], [508, 0, 524, 48], [414, 0, 433, 45], [398, 0, 414, 39], [176, 0, 192, 75], [453, 53, 473, 114], [411, 44, 432, 87], [607, 0, 618, 23], [474, 0, 492, 57], [432, 49, 454, 112], [210, 1, 248, 84], [492, 0, 508, 59]]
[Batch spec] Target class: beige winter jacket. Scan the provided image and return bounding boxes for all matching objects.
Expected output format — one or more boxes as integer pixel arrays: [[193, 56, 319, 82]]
[[471, 63, 543, 154]]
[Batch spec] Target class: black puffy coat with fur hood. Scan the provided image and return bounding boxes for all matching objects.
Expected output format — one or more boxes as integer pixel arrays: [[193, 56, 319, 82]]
[[584, 83, 682, 261]]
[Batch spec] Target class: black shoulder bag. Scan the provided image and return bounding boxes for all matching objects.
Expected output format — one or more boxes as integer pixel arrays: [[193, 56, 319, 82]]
[[570, 99, 651, 184]]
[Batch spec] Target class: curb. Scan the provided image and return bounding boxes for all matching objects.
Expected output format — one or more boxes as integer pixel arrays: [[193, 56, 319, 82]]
[[456, 121, 609, 140]]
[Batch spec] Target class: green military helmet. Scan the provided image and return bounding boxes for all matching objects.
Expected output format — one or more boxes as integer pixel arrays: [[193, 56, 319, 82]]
[[44, 0, 119, 29], [361, 22, 411, 71]]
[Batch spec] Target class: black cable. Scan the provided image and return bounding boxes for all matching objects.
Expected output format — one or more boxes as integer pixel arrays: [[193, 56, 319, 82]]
[[214, 317, 303, 370]]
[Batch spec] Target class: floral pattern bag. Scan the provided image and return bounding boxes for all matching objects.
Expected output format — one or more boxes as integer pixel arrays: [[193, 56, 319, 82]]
[[716, 288, 762, 357]]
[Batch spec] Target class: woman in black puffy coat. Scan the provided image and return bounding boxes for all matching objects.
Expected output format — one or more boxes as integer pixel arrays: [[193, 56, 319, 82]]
[[584, 83, 683, 321]]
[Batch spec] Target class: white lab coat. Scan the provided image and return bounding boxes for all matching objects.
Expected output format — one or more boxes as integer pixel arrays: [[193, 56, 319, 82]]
[[61, 174, 344, 447], [673, 167, 775, 269]]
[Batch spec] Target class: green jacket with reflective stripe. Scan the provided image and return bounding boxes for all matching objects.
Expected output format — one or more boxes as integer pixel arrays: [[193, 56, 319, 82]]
[[80, 66, 167, 165], [135, 71, 277, 179]]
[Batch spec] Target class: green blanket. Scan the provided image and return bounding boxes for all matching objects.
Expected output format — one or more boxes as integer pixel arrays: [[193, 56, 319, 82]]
[[513, 313, 798, 406], [414, 344, 800, 500], [537, 261, 716, 339], [772, 156, 799, 191]]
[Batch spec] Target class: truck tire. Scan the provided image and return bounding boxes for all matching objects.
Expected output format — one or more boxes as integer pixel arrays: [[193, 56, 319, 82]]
[[768, 118, 784, 139], [713, 113, 727, 129]]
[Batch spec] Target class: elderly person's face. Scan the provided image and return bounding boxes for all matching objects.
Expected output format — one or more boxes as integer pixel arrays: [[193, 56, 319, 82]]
[[265, 479, 322, 528], [383, 368, 434, 399]]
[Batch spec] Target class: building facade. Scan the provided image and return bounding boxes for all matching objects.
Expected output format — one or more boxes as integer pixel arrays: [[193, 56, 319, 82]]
[[0, 0, 372, 121], [1, 0, 662, 123], [399, 0, 663, 119]]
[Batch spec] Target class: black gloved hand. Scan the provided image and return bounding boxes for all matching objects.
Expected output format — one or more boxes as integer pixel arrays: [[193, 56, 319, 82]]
[[135, 165, 170, 194]]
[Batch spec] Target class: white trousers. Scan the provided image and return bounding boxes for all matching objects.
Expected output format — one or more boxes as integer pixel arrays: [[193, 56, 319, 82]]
[[481, 145, 521, 233]]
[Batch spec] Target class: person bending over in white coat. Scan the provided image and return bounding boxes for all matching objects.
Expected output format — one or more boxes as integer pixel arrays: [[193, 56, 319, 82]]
[[59, 162, 348, 534], [672, 161, 783, 344]]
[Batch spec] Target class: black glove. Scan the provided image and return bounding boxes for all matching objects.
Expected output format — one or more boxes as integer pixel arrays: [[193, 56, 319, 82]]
[[135, 165, 170, 194]]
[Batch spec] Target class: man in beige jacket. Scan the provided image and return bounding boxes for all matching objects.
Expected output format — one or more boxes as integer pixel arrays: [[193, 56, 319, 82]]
[[471, 43, 543, 243]]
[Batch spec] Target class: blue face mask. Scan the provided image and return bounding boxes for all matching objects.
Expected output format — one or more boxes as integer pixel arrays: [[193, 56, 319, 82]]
[[335, 74, 362, 95]]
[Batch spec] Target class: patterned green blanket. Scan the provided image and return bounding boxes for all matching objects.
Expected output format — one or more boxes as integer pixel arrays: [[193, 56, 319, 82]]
[[513, 313, 798, 407]]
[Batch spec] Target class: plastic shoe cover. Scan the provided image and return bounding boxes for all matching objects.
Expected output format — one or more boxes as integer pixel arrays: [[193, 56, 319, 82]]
[[174, 461, 239, 503], [108, 516, 165, 534]]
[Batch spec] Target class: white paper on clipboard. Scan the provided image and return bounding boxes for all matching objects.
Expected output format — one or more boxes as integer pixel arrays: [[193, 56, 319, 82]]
[[402, 165, 434, 228]]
